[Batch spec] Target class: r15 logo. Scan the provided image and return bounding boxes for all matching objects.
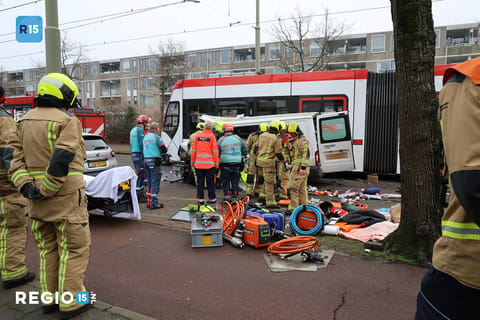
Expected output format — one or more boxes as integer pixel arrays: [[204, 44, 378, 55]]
[[16, 16, 43, 43]]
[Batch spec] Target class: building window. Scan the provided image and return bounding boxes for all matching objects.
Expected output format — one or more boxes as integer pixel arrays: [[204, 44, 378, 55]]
[[210, 51, 216, 65], [188, 54, 196, 68], [200, 52, 207, 66], [149, 57, 157, 70], [310, 42, 321, 57], [91, 63, 98, 75], [285, 46, 292, 59], [123, 60, 130, 73], [377, 60, 396, 72], [133, 78, 138, 90], [142, 95, 154, 108], [371, 34, 385, 53], [142, 76, 154, 89], [141, 58, 148, 72], [220, 49, 231, 64], [132, 59, 137, 72], [269, 44, 280, 60], [435, 30, 440, 49]]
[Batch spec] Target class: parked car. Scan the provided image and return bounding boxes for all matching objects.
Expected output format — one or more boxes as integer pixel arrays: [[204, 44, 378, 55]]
[[83, 133, 118, 175]]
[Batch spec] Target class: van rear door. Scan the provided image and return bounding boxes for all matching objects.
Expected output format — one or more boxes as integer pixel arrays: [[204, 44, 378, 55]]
[[316, 112, 354, 173]]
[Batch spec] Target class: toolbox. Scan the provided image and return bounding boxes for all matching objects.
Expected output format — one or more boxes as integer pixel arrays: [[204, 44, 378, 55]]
[[191, 218, 223, 248]]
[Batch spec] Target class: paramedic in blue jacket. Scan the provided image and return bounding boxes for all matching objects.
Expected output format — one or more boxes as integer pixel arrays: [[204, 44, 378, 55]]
[[130, 115, 149, 202], [217, 123, 248, 200], [143, 122, 168, 209]]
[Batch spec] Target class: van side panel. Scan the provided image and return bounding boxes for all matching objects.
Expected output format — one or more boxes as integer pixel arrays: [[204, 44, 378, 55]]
[[352, 76, 368, 172]]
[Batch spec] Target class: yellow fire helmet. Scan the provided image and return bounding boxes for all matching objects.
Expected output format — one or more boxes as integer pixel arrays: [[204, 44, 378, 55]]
[[37, 73, 79, 108], [258, 122, 269, 133], [269, 119, 280, 131], [196, 122, 205, 130], [279, 120, 287, 131], [287, 121, 299, 134]]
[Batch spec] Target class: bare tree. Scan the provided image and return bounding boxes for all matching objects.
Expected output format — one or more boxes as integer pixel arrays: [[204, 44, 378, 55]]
[[60, 32, 89, 79], [385, 0, 443, 264], [151, 39, 186, 116], [269, 7, 347, 72]]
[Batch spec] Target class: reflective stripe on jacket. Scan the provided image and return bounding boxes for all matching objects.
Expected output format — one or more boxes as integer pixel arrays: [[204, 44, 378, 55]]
[[9, 107, 86, 198], [191, 129, 219, 169], [0, 112, 19, 197], [290, 136, 310, 167], [256, 132, 282, 168], [432, 57, 480, 289]]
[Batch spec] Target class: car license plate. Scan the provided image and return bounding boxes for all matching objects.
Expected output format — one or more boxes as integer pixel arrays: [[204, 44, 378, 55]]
[[89, 160, 107, 168]]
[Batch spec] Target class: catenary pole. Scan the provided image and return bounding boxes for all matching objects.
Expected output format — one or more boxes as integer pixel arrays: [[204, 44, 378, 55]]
[[44, 0, 62, 73], [255, 0, 260, 74]]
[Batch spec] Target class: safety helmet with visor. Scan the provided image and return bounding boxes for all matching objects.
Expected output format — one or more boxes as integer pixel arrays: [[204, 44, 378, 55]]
[[196, 122, 205, 130], [222, 122, 234, 133], [287, 121, 300, 134], [36, 73, 80, 109], [137, 115, 149, 124], [258, 122, 269, 133]]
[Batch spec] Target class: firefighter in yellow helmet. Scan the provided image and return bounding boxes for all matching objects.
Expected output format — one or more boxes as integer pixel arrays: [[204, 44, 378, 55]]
[[245, 122, 268, 197], [256, 120, 283, 208], [286, 121, 310, 213], [8, 73, 92, 318], [0, 85, 35, 289]]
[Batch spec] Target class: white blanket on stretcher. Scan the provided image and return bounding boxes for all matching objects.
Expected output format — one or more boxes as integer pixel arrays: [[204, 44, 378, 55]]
[[84, 166, 141, 220]]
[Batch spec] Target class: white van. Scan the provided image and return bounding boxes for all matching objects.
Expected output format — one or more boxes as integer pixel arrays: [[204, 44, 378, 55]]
[[199, 111, 354, 176]]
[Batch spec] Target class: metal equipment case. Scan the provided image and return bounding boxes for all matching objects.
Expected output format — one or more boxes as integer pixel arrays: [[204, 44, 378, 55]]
[[191, 219, 223, 248]]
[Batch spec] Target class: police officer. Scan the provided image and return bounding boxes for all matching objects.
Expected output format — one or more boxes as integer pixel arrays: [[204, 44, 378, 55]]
[[217, 123, 248, 200], [9, 73, 92, 318], [191, 121, 219, 205], [143, 122, 168, 209], [188, 122, 205, 185], [130, 115, 149, 202], [286, 121, 310, 214], [256, 120, 283, 208], [245, 122, 268, 198], [0, 85, 35, 289], [415, 58, 480, 319]]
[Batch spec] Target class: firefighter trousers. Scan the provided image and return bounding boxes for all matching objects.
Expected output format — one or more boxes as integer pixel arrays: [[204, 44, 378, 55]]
[[0, 193, 28, 281], [259, 166, 277, 206], [30, 215, 91, 311], [277, 162, 289, 200], [245, 158, 261, 196], [287, 165, 309, 211]]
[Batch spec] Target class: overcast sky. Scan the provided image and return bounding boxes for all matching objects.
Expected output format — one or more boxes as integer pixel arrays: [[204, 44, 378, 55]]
[[1, 0, 479, 71]]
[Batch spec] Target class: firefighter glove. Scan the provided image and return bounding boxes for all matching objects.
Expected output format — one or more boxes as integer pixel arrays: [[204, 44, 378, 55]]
[[20, 182, 44, 200]]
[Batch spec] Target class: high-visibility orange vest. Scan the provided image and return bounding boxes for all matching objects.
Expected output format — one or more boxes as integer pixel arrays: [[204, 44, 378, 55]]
[[190, 129, 219, 169]]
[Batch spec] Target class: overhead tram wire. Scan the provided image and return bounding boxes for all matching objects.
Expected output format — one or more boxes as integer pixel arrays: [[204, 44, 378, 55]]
[[0, 0, 42, 13], [0, 0, 447, 63]]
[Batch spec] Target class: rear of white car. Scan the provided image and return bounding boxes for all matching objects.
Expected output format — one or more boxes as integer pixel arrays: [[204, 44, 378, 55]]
[[83, 134, 118, 175]]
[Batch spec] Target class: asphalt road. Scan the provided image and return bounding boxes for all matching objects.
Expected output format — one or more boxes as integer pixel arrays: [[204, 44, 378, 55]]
[[22, 154, 422, 320], [25, 215, 425, 320]]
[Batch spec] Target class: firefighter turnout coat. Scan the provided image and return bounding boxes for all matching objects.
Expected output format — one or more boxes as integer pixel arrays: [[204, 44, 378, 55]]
[[433, 58, 480, 289], [0, 111, 29, 282], [287, 134, 310, 211], [8, 106, 91, 312]]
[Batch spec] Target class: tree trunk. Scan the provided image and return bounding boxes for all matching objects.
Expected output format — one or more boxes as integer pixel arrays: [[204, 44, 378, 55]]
[[385, 0, 443, 264]]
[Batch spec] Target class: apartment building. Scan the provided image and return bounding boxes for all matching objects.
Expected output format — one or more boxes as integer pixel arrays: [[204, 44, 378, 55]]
[[3, 22, 479, 110]]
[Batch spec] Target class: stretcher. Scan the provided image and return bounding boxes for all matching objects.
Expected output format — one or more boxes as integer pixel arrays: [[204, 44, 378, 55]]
[[84, 166, 141, 220]]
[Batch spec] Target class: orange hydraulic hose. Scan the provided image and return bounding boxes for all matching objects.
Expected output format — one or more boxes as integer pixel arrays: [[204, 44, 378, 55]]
[[221, 196, 249, 236], [267, 236, 319, 254]]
